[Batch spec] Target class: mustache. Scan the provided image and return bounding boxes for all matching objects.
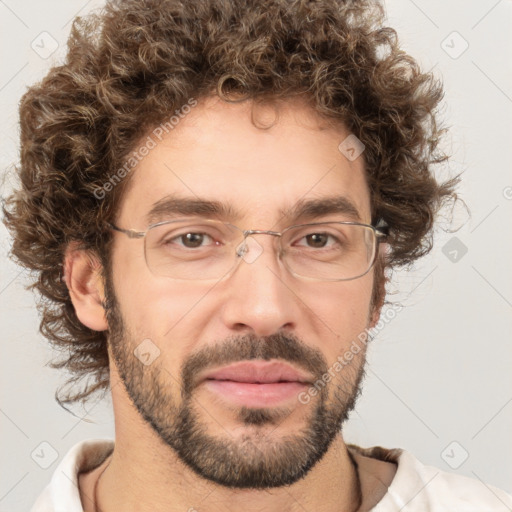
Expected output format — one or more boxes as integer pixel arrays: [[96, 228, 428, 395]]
[[180, 332, 328, 396]]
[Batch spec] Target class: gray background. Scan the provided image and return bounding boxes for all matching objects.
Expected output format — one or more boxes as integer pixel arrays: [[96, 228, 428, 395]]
[[1, 0, 511, 510]]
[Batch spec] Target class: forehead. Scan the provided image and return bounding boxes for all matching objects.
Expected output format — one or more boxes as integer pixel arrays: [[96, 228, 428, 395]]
[[116, 96, 371, 228]]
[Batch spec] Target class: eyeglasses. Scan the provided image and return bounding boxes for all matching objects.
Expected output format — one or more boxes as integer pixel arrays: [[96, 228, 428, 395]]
[[108, 217, 389, 282]]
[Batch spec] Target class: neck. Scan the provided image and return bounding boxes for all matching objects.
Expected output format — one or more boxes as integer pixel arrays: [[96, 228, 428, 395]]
[[90, 433, 361, 512]]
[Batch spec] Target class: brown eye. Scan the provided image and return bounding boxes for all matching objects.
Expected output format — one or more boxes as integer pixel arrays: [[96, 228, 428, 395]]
[[178, 232, 210, 248], [162, 231, 216, 249], [304, 233, 330, 248], [294, 232, 340, 250]]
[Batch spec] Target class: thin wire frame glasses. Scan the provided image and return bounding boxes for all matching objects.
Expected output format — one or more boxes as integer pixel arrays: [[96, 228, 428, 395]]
[[108, 217, 389, 282]]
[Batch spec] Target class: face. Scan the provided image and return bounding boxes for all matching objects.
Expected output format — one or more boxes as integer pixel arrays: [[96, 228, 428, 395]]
[[104, 96, 382, 488]]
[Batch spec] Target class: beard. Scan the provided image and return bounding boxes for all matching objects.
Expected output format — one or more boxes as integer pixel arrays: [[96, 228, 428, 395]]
[[104, 274, 368, 489]]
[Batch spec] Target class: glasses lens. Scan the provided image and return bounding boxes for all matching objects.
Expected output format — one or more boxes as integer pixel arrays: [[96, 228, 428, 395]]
[[282, 223, 376, 281], [145, 219, 240, 280]]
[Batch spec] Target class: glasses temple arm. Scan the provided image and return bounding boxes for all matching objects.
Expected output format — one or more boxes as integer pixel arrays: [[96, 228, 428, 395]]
[[107, 222, 145, 239]]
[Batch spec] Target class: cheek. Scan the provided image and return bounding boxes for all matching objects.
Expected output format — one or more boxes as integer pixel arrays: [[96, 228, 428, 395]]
[[305, 274, 374, 364], [114, 276, 205, 336], [111, 251, 212, 369], [111, 240, 181, 333]]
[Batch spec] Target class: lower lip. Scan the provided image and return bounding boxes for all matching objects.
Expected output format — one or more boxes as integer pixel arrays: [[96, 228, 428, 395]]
[[202, 379, 308, 407]]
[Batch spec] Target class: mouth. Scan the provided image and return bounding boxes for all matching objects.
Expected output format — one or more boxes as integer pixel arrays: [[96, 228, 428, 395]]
[[199, 360, 313, 408]]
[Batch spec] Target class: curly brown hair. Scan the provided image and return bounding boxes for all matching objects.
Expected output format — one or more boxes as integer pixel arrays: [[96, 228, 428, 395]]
[[3, 0, 462, 408]]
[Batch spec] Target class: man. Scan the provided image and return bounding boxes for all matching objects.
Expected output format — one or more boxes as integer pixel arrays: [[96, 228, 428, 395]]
[[3, 0, 511, 510]]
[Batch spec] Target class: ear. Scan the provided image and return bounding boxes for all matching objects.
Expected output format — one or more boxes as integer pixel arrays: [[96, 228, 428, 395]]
[[63, 243, 108, 331], [368, 243, 389, 329]]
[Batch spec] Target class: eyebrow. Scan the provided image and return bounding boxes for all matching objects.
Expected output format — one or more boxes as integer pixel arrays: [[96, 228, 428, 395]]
[[146, 194, 362, 225], [285, 196, 362, 223]]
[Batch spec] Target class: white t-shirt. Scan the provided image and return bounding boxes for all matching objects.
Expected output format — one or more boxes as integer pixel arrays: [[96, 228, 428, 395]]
[[30, 439, 512, 511]]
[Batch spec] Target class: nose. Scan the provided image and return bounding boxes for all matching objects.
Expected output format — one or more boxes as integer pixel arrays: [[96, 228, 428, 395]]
[[218, 233, 300, 337]]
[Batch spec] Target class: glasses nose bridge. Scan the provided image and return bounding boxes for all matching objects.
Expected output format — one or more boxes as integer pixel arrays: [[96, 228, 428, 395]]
[[236, 228, 285, 262], [242, 228, 282, 238], [242, 228, 283, 250]]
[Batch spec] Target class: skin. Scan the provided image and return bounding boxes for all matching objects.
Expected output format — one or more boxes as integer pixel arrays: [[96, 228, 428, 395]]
[[66, 96, 396, 512]]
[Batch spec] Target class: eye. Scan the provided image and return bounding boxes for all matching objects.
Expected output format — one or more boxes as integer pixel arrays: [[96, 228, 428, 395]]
[[164, 231, 219, 249], [176, 232, 214, 248], [294, 232, 341, 249]]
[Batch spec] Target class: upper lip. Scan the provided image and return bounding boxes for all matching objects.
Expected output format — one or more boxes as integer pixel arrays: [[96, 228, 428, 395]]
[[200, 360, 313, 384]]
